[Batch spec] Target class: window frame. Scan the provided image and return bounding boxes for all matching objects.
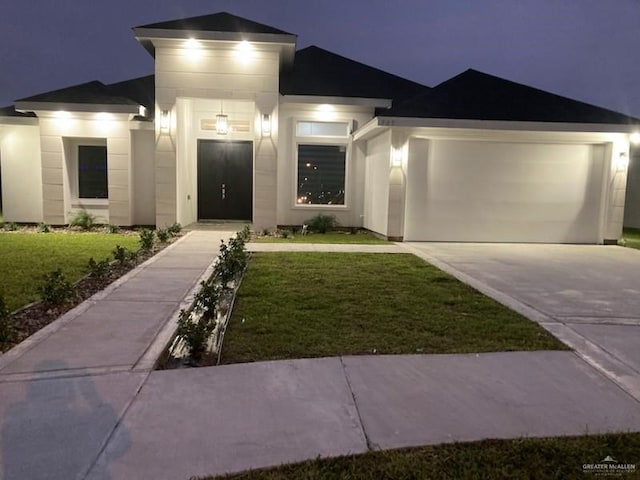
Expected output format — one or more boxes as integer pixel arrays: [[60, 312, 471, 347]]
[[292, 119, 352, 210], [68, 138, 109, 206]]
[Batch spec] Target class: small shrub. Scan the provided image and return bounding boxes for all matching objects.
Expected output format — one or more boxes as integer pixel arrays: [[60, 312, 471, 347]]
[[237, 225, 251, 242], [113, 245, 129, 266], [39, 269, 76, 307], [38, 222, 51, 233], [156, 228, 170, 243], [88, 257, 111, 280], [107, 224, 121, 234], [215, 236, 248, 287], [278, 229, 291, 239], [69, 208, 96, 230], [262, 228, 270, 236], [5, 222, 18, 231], [167, 223, 182, 236], [305, 214, 338, 234], [139, 229, 155, 251], [0, 295, 15, 344], [176, 308, 217, 362]]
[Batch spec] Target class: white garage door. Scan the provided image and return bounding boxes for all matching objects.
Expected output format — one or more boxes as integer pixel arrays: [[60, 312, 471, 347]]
[[404, 140, 606, 243]]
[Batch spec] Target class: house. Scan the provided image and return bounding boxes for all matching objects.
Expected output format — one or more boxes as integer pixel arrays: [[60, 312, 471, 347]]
[[0, 11, 639, 243]]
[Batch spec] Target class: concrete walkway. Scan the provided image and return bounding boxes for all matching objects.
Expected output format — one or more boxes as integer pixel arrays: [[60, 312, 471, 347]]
[[1, 239, 640, 479]]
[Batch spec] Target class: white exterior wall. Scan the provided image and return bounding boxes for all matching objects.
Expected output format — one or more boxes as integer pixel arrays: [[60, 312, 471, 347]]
[[277, 102, 373, 227], [0, 124, 43, 223], [363, 130, 392, 235], [132, 129, 156, 225], [154, 43, 281, 228], [624, 148, 640, 228], [35, 114, 133, 225]]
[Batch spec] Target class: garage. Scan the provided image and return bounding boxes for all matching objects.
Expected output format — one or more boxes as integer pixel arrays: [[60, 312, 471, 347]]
[[404, 139, 607, 243]]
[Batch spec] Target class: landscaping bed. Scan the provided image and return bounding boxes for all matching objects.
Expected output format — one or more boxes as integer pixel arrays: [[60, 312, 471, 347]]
[[621, 228, 640, 250], [253, 231, 389, 244], [220, 253, 566, 364], [159, 227, 250, 369], [0, 225, 182, 353], [200, 432, 640, 480]]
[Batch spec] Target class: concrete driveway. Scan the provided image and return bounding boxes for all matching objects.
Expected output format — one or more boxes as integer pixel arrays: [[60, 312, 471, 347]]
[[402, 243, 640, 401]]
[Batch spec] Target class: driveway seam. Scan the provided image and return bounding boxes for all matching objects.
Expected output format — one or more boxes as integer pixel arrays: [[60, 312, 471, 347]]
[[80, 370, 153, 480], [339, 356, 375, 451]]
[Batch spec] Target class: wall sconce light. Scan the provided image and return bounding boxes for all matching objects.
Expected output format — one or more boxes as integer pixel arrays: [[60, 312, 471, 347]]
[[160, 110, 170, 133], [631, 132, 640, 145], [391, 147, 403, 167], [617, 152, 629, 171], [261, 113, 271, 137]]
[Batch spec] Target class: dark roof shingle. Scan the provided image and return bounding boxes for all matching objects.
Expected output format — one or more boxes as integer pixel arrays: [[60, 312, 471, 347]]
[[280, 46, 430, 102], [16, 80, 140, 107], [380, 69, 640, 125], [135, 11, 293, 35]]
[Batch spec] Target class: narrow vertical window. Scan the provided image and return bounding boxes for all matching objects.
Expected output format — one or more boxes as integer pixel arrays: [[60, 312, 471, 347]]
[[78, 145, 108, 199]]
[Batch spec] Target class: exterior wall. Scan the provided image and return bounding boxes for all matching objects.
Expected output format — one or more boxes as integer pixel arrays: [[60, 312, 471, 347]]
[[623, 147, 640, 228], [0, 125, 43, 223], [132, 129, 156, 225], [362, 130, 391, 235], [154, 42, 281, 228], [603, 138, 630, 240], [277, 102, 374, 227], [36, 113, 133, 225]]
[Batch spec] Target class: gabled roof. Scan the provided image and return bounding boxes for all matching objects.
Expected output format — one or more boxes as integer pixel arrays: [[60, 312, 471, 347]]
[[280, 46, 430, 102], [380, 69, 640, 125], [135, 11, 293, 36]]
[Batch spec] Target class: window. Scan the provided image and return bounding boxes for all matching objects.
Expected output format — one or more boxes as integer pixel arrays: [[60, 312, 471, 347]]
[[297, 144, 346, 205], [297, 121, 349, 137], [78, 145, 108, 199]]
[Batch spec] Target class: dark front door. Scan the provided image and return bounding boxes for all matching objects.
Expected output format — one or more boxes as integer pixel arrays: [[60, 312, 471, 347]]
[[197, 140, 253, 220]]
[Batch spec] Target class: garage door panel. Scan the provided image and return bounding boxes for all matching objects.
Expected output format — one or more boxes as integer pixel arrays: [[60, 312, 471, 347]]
[[405, 140, 605, 243]]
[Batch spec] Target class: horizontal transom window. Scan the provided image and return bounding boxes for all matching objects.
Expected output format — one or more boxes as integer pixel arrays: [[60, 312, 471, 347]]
[[297, 121, 349, 137]]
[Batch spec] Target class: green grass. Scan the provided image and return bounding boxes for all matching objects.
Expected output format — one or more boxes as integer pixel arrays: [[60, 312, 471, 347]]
[[221, 253, 565, 364], [0, 232, 139, 311], [201, 433, 640, 479], [622, 228, 640, 250], [254, 232, 389, 244]]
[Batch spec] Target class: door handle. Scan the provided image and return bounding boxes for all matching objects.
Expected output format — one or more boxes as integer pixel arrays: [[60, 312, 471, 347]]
[[221, 183, 226, 200]]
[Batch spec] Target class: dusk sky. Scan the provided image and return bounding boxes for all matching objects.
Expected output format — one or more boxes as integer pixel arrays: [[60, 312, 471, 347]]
[[1, 0, 639, 117]]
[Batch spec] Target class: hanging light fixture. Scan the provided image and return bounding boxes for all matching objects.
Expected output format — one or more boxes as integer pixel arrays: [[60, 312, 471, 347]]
[[216, 101, 228, 135]]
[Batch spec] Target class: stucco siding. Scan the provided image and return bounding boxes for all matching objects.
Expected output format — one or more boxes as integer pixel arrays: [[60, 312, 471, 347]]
[[0, 125, 43, 223], [363, 130, 391, 236]]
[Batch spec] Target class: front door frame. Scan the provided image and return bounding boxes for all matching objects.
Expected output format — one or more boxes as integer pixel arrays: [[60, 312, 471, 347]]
[[196, 139, 254, 221]]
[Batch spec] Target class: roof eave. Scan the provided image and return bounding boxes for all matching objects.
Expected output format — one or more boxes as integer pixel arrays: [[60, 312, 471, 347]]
[[15, 102, 141, 115], [281, 95, 391, 109], [133, 27, 297, 45], [375, 116, 640, 133]]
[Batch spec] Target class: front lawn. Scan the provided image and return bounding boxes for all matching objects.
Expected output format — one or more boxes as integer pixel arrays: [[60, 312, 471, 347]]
[[220, 253, 565, 364], [622, 228, 640, 250], [202, 433, 640, 480], [0, 232, 139, 311], [253, 232, 389, 244]]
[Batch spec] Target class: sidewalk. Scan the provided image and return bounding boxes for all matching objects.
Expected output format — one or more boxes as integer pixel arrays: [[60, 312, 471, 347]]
[[0, 230, 233, 480], [1, 239, 640, 480]]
